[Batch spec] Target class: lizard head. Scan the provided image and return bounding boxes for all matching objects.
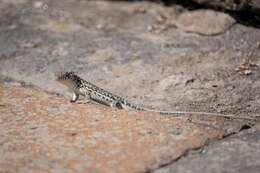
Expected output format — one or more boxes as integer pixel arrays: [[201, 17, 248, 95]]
[[56, 71, 81, 90], [56, 71, 76, 81]]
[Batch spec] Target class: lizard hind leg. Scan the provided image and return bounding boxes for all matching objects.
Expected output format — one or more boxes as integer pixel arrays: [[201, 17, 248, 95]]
[[115, 102, 124, 109]]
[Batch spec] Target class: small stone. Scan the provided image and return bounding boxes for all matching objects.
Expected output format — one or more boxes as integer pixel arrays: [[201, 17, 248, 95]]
[[33, 1, 43, 9], [175, 10, 236, 35]]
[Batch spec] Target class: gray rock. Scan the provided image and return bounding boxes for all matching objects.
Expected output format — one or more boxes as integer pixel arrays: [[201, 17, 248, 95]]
[[0, 0, 259, 172], [175, 10, 236, 35], [153, 124, 260, 173], [193, 0, 260, 12]]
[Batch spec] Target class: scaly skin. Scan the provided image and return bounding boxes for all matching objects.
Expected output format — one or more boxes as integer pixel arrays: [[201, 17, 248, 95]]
[[56, 71, 144, 110], [56, 71, 258, 124]]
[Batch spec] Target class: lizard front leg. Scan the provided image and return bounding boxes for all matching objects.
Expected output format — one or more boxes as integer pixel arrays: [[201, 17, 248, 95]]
[[70, 92, 79, 103]]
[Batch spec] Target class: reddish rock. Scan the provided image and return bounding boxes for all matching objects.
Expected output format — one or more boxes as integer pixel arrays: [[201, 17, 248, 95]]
[[0, 85, 251, 173]]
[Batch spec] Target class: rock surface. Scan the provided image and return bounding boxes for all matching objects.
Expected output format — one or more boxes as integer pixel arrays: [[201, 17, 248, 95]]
[[175, 10, 236, 35], [154, 124, 260, 173], [0, 85, 250, 173], [0, 0, 259, 172], [192, 0, 260, 12]]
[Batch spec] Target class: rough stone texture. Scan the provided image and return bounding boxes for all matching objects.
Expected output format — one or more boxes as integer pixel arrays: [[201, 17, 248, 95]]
[[0, 85, 250, 173], [0, 0, 259, 116], [153, 124, 260, 173], [175, 10, 236, 35], [250, 0, 260, 12], [0, 0, 259, 172], [193, 0, 260, 12]]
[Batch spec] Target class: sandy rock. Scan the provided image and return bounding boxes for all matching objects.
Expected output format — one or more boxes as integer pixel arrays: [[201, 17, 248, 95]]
[[175, 9, 236, 35], [0, 85, 249, 173]]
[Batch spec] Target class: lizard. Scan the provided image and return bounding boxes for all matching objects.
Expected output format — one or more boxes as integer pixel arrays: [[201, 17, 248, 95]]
[[56, 71, 258, 122]]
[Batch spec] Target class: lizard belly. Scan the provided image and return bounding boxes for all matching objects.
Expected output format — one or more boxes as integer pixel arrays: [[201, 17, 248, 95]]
[[79, 87, 91, 96]]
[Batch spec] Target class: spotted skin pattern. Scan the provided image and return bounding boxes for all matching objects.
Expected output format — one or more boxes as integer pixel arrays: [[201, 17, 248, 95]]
[[56, 71, 259, 124], [56, 72, 143, 110]]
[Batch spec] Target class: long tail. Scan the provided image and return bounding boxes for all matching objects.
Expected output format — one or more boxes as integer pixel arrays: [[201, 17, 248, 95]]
[[142, 107, 259, 123], [121, 100, 259, 123]]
